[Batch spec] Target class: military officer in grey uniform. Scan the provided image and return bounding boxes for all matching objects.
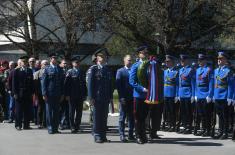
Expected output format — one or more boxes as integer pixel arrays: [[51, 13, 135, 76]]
[[65, 56, 87, 133], [87, 50, 113, 143]]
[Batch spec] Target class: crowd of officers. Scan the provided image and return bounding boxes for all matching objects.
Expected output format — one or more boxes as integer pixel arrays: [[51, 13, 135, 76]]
[[0, 46, 235, 144]]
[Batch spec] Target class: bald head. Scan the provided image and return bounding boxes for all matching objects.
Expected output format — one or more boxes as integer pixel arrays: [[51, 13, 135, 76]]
[[123, 55, 132, 68], [28, 57, 35, 68], [41, 60, 49, 68]]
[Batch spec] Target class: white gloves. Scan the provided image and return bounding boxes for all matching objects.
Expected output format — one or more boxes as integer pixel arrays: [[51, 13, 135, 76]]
[[194, 96, 198, 103], [143, 88, 148, 93], [233, 100, 235, 106], [206, 96, 212, 103], [227, 99, 233, 106], [191, 96, 195, 103]]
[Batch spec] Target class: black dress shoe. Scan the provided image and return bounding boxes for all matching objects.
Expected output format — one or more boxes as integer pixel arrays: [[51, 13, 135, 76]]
[[150, 134, 161, 139], [136, 138, 145, 144], [168, 127, 176, 132], [23, 127, 32, 130], [8, 119, 13, 123], [214, 133, 223, 139], [198, 130, 206, 136], [128, 135, 136, 141], [15, 126, 22, 131], [48, 131, 54, 134], [219, 134, 228, 140], [102, 137, 111, 142], [183, 129, 192, 134], [59, 126, 65, 130], [120, 136, 128, 143], [54, 130, 61, 134], [95, 139, 104, 143], [71, 129, 78, 133], [202, 131, 210, 137], [232, 133, 235, 141]]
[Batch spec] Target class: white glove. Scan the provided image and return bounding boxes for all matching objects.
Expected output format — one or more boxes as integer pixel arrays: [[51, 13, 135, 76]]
[[227, 99, 232, 106], [178, 97, 181, 102], [174, 97, 179, 103], [206, 96, 212, 103], [194, 96, 198, 102], [191, 96, 195, 103], [212, 97, 215, 103], [233, 100, 235, 106], [143, 88, 148, 93]]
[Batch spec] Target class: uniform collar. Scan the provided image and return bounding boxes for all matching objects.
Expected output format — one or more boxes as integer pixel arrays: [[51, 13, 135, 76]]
[[73, 67, 79, 71], [124, 66, 131, 70], [50, 63, 56, 68]]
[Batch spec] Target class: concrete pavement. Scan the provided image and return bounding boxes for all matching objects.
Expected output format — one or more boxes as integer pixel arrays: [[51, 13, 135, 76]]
[[0, 111, 234, 155]]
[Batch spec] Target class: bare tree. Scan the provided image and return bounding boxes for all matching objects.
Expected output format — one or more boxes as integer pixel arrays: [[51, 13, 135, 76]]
[[0, 0, 67, 57], [103, 0, 235, 55]]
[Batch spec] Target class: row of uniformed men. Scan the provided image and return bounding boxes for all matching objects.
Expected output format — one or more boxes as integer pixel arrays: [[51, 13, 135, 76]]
[[7, 48, 235, 144], [116, 47, 235, 144], [162, 52, 235, 141], [10, 54, 86, 134]]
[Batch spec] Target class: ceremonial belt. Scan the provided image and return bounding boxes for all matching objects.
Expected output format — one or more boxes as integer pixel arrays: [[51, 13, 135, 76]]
[[164, 84, 175, 87], [180, 85, 190, 87], [215, 84, 228, 88], [197, 84, 208, 87]]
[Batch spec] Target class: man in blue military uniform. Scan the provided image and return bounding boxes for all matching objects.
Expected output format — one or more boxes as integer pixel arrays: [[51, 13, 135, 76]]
[[116, 55, 135, 142], [41, 53, 64, 134], [178, 54, 195, 134], [64, 56, 87, 133], [129, 46, 149, 144], [12, 56, 34, 130], [164, 55, 179, 132], [213, 51, 234, 139], [87, 50, 113, 143], [194, 54, 214, 136]]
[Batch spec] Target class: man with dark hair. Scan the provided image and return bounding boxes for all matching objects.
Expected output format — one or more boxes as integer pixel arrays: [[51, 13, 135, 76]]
[[59, 59, 70, 130], [41, 53, 64, 134], [5, 61, 16, 123]]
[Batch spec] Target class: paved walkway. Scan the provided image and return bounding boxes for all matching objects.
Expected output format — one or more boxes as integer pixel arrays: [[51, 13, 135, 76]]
[[0, 111, 234, 155]]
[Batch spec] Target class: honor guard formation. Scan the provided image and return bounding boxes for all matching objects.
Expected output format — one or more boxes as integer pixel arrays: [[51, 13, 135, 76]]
[[0, 47, 235, 144]]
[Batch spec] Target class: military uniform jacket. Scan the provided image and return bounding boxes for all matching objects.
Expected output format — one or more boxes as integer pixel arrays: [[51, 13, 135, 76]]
[[164, 67, 179, 98], [12, 67, 34, 98], [214, 66, 234, 100], [41, 65, 64, 97], [116, 67, 133, 101], [179, 65, 195, 98], [195, 65, 214, 99], [64, 68, 87, 100], [129, 61, 147, 99], [87, 65, 113, 102]]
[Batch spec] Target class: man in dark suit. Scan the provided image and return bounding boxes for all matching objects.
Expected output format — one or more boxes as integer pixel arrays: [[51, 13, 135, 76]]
[[12, 56, 34, 130], [116, 55, 135, 142]]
